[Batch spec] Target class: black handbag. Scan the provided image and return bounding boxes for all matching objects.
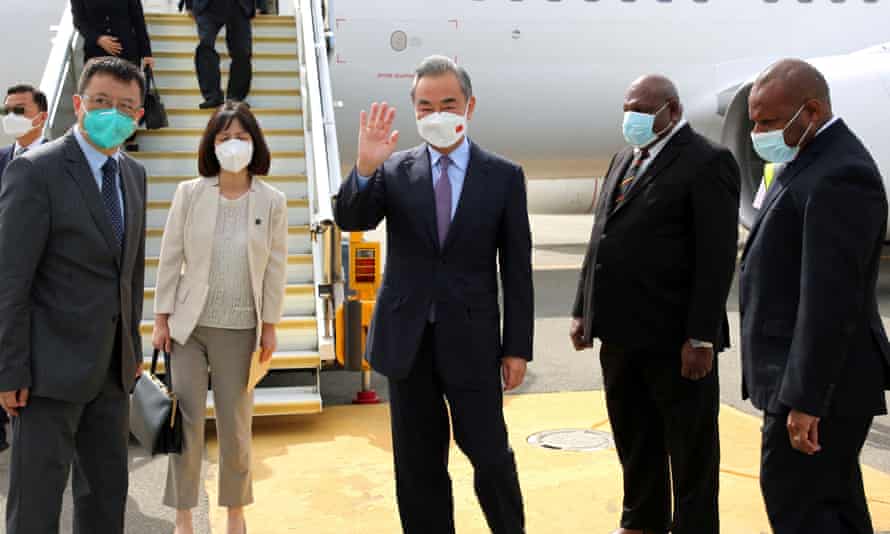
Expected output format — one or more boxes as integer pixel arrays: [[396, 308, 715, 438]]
[[141, 66, 168, 130], [130, 349, 183, 455]]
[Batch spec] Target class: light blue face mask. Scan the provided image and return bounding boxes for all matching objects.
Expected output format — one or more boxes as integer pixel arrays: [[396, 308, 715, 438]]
[[622, 102, 670, 147], [750, 104, 813, 164], [82, 108, 136, 150]]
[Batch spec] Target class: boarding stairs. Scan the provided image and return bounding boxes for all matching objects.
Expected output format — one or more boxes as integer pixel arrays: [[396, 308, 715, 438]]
[[39, 1, 344, 417]]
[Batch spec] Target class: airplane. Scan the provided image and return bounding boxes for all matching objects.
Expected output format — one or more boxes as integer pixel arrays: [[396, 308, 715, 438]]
[[325, 0, 890, 231]]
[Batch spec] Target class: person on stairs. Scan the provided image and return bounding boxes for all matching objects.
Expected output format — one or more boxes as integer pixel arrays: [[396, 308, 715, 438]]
[[71, 0, 155, 70], [181, 0, 256, 109]]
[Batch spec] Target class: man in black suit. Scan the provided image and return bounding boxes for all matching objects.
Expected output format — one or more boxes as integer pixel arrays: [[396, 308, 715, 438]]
[[571, 75, 740, 534], [740, 59, 890, 534], [0, 57, 147, 534], [183, 0, 255, 108], [335, 55, 533, 534], [1, 84, 49, 179]]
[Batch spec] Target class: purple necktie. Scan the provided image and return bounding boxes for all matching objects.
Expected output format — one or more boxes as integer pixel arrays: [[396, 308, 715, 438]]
[[434, 155, 452, 246]]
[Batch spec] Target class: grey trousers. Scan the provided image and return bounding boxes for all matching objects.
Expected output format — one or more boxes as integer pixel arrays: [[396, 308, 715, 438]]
[[6, 365, 129, 534], [164, 326, 256, 509]]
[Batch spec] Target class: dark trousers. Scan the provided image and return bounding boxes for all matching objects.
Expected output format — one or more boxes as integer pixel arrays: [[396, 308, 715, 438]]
[[388, 325, 525, 534], [600, 343, 720, 534], [761, 411, 874, 534], [0, 410, 7, 444], [5, 363, 129, 534], [195, 10, 253, 102]]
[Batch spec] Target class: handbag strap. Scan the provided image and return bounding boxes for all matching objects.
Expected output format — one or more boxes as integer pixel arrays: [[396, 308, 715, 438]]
[[150, 348, 174, 389], [143, 66, 159, 98]]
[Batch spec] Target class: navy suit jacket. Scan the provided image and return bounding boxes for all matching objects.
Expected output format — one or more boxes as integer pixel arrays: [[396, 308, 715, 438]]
[[740, 119, 890, 417], [334, 141, 534, 385], [0, 145, 12, 176]]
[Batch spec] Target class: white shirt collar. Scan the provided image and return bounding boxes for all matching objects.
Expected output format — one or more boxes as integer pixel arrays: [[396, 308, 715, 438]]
[[634, 118, 688, 161], [14, 136, 45, 153], [428, 136, 471, 174], [816, 116, 840, 137]]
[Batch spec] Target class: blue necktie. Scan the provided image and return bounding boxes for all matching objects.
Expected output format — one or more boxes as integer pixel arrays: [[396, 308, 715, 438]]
[[101, 157, 124, 248]]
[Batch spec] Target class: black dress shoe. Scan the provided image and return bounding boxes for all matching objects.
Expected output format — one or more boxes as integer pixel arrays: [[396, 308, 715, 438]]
[[0, 441, 9, 453], [198, 99, 224, 110]]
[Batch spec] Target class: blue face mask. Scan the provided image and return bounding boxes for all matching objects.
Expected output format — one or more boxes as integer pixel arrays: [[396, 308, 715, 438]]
[[82, 108, 136, 150], [750, 104, 813, 164], [622, 102, 670, 147]]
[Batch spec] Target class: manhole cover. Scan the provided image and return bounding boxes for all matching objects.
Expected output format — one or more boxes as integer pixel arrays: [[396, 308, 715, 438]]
[[527, 429, 613, 452]]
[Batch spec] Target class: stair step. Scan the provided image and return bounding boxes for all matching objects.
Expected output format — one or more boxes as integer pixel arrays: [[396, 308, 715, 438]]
[[145, 226, 311, 257], [142, 283, 315, 321], [151, 34, 297, 55], [140, 316, 319, 357], [146, 174, 308, 202], [136, 127, 304, 152], [153, 51, 298, 71], [160, 107, 302, 129], [209, 387, 322, 418], [156, 87, 300, 108], [143, 350, 320, 374], [144, 253, 313, 286], [132, 150, 305, 176], [146, 14, 297, 38], [153, 70, 301, 91]]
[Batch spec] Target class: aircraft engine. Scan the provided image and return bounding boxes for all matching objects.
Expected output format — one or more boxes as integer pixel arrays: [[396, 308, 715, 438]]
[[720, 43, 890, 233]]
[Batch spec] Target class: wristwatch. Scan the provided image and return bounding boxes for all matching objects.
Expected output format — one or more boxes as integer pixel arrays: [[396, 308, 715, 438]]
[[690, 339, 714, 349]]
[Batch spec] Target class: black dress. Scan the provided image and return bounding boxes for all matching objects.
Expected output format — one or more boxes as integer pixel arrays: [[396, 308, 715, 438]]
[[71, 0, 153, 65]]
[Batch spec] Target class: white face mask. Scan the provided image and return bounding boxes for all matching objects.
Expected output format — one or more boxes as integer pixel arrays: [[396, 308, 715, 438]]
[[416, 106, 468, 149], [2, 113, 35, 138], [215, 139, 253, 173]]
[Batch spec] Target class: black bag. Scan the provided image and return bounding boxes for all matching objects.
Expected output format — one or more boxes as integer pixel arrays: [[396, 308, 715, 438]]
[[130, 349, 183, 455], [141, 67, 168, 130]]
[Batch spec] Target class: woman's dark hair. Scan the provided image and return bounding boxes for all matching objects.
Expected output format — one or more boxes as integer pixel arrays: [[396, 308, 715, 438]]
[[197, 101, 271, 177]]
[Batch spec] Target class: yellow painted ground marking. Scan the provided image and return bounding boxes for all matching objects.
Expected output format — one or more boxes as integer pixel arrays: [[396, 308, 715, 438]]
[[202, 391, 890, 533]]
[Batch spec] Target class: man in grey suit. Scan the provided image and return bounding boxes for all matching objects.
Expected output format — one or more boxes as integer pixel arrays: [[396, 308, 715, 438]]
[[0, 57, 147, 534]]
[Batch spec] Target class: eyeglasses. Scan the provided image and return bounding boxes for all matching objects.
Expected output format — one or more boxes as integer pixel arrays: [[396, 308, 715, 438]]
[[80, 94, 141, 117], [0, 106, 26, 116]]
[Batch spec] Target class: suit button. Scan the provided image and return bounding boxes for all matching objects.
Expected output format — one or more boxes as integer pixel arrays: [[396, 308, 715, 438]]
[[601, 233, 607, 240], [595, 264, 603, 272]]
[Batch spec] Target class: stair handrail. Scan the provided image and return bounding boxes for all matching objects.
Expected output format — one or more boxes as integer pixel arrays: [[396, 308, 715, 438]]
[[39, 5, 82, 140], [295, 0, 344, 352], [296, 0, 341, 228]]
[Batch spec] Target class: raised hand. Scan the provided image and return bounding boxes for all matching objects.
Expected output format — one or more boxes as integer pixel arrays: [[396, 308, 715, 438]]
[[356, 102, 399, 176]]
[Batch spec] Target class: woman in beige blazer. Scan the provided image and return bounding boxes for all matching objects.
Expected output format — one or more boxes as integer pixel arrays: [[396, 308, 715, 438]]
[[153, 102, 287, 534]]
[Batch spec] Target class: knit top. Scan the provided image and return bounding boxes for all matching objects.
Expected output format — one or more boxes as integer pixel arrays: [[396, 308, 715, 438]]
[[197, 193, 257, 330]]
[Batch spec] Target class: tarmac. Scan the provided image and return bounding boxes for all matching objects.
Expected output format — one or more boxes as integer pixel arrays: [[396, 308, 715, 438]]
[[3, 214, 890, 533]]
